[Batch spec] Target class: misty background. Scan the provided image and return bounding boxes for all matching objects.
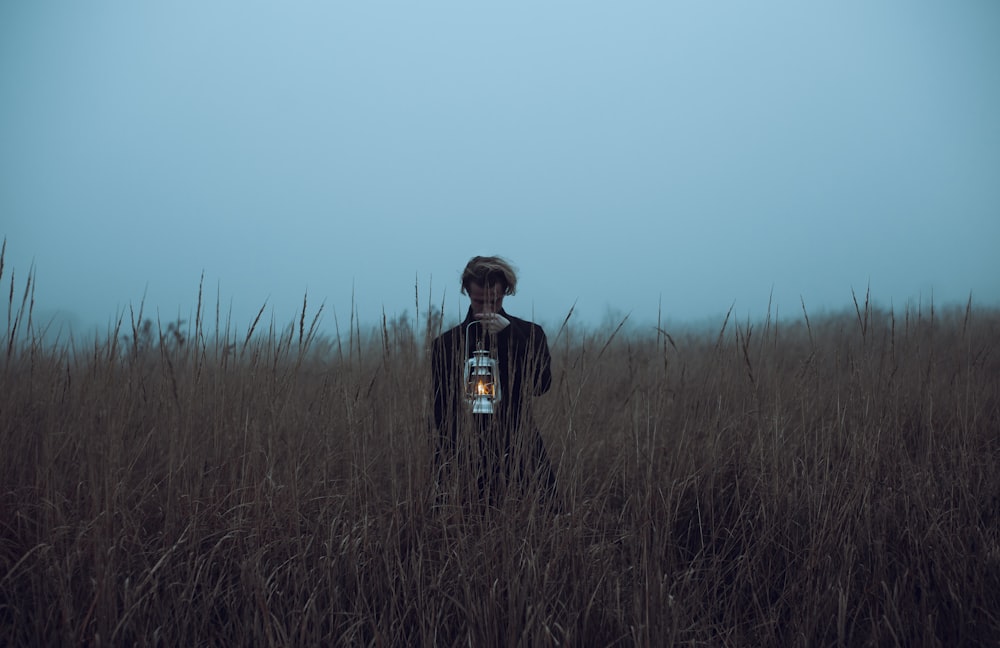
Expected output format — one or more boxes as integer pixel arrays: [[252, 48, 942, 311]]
[[2, 1, 998, 341]]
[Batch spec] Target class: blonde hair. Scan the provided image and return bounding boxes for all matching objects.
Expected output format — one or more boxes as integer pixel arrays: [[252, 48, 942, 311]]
[[460, 255, 518, 296]]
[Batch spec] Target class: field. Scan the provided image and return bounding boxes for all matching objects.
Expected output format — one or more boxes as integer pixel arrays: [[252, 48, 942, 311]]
[[2, 256, 999, 645]]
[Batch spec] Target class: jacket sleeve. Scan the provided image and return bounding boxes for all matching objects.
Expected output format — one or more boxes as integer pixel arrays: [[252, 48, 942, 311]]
[[530, 324, 553, 396], [431, 336, 448, 431]]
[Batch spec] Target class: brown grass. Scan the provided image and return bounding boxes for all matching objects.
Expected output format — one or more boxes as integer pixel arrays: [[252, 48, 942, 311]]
[[2, 244, 998, 646]]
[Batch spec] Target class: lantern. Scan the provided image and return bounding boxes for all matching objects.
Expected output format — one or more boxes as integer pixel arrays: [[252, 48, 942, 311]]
[[464, 350, 501, 414], [464, 323, 501, 415]]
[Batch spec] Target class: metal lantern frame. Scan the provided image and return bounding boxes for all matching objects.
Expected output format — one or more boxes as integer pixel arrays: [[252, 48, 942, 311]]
[[463, 320, 501, 415]]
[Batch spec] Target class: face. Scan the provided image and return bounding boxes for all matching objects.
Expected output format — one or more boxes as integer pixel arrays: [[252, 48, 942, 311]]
[[467, 281, 505, 315]]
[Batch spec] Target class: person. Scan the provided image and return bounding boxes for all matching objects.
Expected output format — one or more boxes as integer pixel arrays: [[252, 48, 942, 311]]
[[431, 255, 559, 508]]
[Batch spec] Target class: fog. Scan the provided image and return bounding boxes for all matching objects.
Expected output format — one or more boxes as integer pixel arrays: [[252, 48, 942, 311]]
[[3, 1, 998, 339]]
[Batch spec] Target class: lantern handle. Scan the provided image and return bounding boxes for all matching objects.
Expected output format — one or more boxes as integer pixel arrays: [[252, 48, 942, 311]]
[[465, 319, 487, 360]]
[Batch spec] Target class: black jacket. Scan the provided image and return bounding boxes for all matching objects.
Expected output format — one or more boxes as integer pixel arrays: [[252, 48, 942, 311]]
[[431, 307, 552, 446]]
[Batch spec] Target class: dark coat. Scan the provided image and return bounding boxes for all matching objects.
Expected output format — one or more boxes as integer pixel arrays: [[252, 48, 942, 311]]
[[431, 307, 556, 502]]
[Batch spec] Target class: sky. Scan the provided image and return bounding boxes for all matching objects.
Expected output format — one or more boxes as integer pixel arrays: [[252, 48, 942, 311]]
[[2, 1, 999, 339]]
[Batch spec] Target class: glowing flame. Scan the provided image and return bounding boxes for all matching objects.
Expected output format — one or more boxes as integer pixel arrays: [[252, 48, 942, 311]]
[[477, 380, 489, 396]]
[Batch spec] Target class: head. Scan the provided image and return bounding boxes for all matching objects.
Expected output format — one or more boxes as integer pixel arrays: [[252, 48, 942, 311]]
[[461, 255, 517, 314]]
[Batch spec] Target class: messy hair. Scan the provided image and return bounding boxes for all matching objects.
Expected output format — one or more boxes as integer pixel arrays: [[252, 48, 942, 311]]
[[460, 255, 518, 296]]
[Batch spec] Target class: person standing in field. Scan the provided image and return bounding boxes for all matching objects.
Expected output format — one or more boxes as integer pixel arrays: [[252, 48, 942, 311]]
[[431, 255, 559, 508]]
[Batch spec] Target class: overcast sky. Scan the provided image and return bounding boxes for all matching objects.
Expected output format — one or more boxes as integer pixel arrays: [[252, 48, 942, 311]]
[[2, 1, 998, 338]]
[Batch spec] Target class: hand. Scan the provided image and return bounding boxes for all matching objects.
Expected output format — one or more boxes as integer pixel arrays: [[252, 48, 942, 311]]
[[476, 312, 510, 334]]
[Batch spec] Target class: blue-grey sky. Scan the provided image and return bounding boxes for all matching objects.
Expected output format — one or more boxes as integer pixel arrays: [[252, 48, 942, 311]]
[[2, 1, 998, 337]]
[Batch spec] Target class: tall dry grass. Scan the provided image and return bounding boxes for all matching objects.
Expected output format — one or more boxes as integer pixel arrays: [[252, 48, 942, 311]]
[[2, 245, 998, 646]]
